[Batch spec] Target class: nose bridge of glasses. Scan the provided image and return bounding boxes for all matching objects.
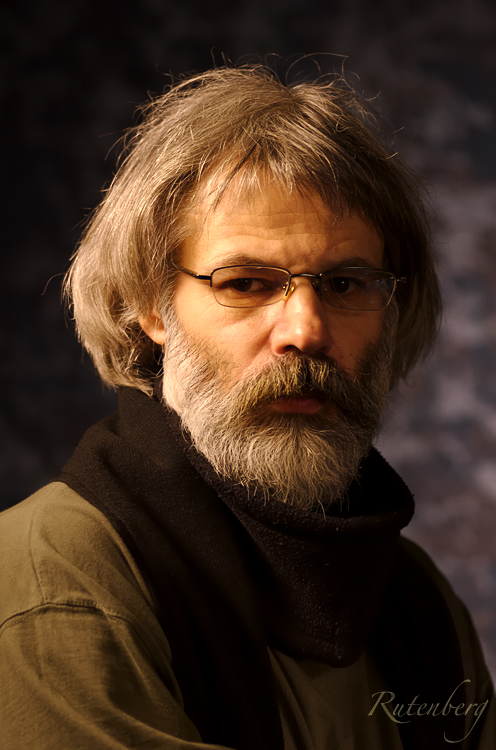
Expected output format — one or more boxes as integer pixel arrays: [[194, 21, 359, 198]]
[[282, 272, 322, 301]]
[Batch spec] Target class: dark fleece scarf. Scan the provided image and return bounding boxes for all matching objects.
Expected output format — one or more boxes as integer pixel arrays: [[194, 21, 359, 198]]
[[59, 387, 466, 750]]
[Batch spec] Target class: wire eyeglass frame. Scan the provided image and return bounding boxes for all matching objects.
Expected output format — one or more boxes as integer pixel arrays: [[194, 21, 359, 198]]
[[173, 262, 406, 311]]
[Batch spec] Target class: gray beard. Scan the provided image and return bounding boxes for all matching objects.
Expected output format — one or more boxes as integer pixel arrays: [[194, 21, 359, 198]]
[[159, 308, 396, 511]]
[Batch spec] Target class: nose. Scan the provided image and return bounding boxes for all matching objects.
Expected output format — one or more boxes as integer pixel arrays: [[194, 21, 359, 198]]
[[269, 278, 333, 357]]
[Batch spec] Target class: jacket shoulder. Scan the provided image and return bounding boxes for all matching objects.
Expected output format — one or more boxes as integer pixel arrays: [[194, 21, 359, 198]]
[[399, 535, 494, 696], [0, 483, 161, 647]]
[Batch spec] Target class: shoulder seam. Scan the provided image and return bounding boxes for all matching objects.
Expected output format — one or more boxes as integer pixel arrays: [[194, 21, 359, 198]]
[[0, 600, 143, 635]]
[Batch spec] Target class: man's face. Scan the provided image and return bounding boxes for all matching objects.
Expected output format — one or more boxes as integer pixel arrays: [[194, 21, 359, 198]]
[[141, 182, 395, 509], [173, 183, 385, 405]]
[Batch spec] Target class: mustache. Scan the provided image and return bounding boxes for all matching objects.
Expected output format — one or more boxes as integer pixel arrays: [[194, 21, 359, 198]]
[[231, 354, 369, 414]]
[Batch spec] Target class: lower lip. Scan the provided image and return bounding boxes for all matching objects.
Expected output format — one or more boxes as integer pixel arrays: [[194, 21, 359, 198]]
[[270, 397, 326, 414]]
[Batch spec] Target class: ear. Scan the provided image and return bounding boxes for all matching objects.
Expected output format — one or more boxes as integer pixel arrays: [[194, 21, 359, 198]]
[[139, 310, 166, 345]]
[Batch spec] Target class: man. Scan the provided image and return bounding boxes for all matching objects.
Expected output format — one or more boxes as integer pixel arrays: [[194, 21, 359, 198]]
[[1, 65, 494, 749]]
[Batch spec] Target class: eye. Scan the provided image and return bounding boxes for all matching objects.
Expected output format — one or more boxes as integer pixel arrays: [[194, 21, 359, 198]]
[[320, 269, 393, 311], [226, 277, 267, 293], [211, 266, 290, 307], [326, 275, 363, 295], [216, 270, 283, 296]]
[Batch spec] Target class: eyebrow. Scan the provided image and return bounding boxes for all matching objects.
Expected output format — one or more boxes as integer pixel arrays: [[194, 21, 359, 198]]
[[204, 252, 382, 271]]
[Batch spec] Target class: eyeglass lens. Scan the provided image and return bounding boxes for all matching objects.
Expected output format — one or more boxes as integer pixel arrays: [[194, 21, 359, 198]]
[[210, 266, 395, 310]]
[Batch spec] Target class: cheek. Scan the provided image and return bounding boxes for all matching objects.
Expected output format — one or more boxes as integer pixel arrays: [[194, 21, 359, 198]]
[[215, 313, 273, 366], [331, 312, 384, 367], [174, 282, 271, 371], [173, 279, 221, 337], [199, 308, 278, 387], [357, 312, 384, 346]]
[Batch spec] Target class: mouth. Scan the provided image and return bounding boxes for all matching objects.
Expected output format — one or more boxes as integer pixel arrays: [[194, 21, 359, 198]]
[[269, 388, 328, 414]]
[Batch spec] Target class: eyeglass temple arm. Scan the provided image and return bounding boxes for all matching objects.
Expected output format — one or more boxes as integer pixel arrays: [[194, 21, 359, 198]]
[[173, 263, 211, 281]]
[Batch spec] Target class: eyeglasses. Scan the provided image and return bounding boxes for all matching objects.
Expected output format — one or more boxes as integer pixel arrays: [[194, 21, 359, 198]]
[[174, 263, 406, 311]]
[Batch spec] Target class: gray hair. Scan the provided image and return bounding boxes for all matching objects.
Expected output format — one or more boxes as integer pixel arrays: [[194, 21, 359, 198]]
[[64, 64, 441, 394]]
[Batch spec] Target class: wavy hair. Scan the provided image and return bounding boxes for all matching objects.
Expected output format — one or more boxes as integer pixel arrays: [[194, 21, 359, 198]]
[[64, 64, 441, 394]]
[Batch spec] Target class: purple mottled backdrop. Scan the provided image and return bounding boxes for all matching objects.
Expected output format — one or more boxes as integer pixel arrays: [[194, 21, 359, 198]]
[[2, 0, 496, 681]]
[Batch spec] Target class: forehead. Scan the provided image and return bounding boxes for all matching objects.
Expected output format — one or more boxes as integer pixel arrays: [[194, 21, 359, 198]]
[[190, 179, 343, 232], [180, 179, 383, 269]]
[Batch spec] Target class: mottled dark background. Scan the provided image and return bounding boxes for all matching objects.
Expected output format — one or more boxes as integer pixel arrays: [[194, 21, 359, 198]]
[[3, 0, 496, 681]]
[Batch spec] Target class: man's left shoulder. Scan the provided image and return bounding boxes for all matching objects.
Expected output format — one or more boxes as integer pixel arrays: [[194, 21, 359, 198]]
[[399, 535, 494, 695], [399, 536, 472, 616]]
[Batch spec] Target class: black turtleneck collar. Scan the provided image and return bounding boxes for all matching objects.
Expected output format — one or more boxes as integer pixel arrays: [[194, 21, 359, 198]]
[[162, 395, 415, 667]]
